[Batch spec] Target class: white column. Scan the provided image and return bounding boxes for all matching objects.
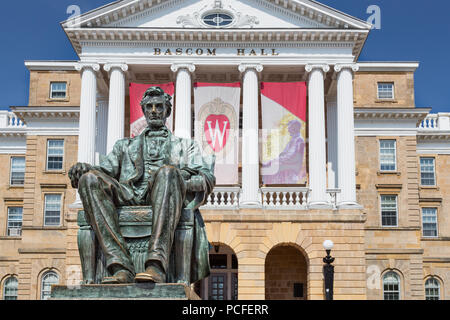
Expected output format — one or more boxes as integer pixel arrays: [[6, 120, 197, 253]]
[[75, 63, 99, 166], [238, 63, 263, 207], [171, 63, 196, 139], [305, 64, 329, 207], [104, 63, 128, 154], [72, 63, 99, 206], [334, 64, 359, 206], [95, 96, 109, 160], [326, 97, 338, 189]]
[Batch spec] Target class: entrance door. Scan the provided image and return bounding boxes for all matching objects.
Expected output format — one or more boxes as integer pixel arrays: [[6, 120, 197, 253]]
[[209, 273, 227, 300]]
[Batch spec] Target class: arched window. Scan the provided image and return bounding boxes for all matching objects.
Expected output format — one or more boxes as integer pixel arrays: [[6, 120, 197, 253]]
[[40, 271, 59, 300], [383, 271, 400, 300], [425, 277, 440, 300], [3, 277, 18, 300]]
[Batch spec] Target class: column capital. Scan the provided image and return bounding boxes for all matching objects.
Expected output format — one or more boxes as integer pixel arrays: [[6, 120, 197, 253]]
[[103, 63, 129, 73], [171, 63, 196, 73], [334, 63, 359, 73], [75, 63, 100, 72], [238, 63, 263, 73], [305, 64, 330, 74]]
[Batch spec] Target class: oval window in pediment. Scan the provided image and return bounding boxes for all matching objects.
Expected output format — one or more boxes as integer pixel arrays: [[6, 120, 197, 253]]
[[202, 12, 234, 27]]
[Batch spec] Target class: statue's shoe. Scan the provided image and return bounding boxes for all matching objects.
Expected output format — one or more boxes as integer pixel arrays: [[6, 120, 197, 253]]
[[102, 270, 135, 284], [135, 265, 166, 283]]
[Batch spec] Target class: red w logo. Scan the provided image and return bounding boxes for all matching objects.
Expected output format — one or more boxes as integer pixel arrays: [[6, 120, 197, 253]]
[[204, 114, 230, 152]]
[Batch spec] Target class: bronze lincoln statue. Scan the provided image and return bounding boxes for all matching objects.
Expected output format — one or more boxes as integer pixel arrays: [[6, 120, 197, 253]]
[[69, 87, 216, 285]]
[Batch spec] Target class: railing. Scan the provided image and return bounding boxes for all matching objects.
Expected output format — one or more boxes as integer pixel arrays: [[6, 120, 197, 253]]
[[261, 187, 310, 209], [202, 187, 241, 209], [0, 111, 26, 129], [202, 187, 341, 210], [419, 113, 450, 131]]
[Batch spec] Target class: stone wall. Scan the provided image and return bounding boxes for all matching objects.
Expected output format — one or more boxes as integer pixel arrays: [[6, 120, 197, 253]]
[[354, 72, 415, 108]]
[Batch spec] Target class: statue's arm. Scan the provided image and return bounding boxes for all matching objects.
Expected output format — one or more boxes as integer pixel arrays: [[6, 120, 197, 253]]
[[95, 140, 124, 180], [181, 140, 216, 195]]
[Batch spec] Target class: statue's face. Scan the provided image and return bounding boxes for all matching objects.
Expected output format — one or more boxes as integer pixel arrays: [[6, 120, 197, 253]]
[[143, 96, 169, 128]]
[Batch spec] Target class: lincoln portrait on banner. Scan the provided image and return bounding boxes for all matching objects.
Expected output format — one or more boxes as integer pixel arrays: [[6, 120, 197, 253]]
[[69, 87, 216, 284]]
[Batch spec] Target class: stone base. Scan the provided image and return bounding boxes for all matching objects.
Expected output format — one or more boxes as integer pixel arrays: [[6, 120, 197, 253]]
[[50, 283, 201, 300]]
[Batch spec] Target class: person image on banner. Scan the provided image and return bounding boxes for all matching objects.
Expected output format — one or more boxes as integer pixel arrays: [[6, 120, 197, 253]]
[[262, 119, 305, 184]]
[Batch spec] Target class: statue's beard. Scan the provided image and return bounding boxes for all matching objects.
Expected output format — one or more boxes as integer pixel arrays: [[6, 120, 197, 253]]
[[147, 119, 165, 130]]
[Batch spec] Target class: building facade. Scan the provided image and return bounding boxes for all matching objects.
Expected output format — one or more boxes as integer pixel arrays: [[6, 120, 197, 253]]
[[0, 0, 449, 300]]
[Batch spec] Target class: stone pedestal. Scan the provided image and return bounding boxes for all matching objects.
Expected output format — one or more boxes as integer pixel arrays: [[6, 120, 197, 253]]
[[51, 283, 201, 300]]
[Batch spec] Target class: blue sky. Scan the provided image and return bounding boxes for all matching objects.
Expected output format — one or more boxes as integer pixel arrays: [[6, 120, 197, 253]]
[[0, 0, 449, 112]]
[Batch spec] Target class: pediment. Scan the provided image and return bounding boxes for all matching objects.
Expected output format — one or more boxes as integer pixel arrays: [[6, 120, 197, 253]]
[[63, 0, 371, 30]]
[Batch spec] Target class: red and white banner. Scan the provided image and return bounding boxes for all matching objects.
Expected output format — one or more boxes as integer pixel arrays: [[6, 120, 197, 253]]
[[129, 83, 174, 137], [260, 82, 307, 185], [194, 83, 241, 185]]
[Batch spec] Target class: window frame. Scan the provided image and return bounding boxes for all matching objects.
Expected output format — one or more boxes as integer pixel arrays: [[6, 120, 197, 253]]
[[377, 82, 395, 100], [40, 271, 59, 300], [420, 157, 436, 186], [6, 207, 23, 237], [421, 207, 439, 238], [46, 139, 65, 171], [382, 271, 401, 300], [9, 156, 25, 186], [380, 194, 398, 227], [3, 276, 18, 300], [379, 139, 397, 172], [425, 277, 441, 300], [43, 194, 62, 227], [49, 82, 67, 100]]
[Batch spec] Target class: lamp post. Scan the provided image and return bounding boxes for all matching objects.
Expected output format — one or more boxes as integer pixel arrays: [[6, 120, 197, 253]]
[[323, 240, 335, 300]]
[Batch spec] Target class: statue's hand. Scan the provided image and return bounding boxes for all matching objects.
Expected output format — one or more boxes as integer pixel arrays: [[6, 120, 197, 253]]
[[180, 169, 191, 181], [69, 163, 93, 189], [186, 175, 205, 192]]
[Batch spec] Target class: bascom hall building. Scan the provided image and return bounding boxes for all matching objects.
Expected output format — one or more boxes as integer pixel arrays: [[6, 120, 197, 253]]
[[0, 0, 449, 300]]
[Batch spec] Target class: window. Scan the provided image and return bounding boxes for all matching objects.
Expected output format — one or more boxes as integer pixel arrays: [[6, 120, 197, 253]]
[[381, 195, 398, 227], [425, 278, 440, 300], [383, 272, 400, 300], [7, 207, 23, 237], [50, 82, 67, 99], [10, 157, 25, 186], [202, 12, 234, 27], [420, 157, 436, 186], [40, 271, 59, 300], [378, 82, 394, 100], [44, 194, 62, 226], [3, 277, 18, 300], [46, 140, 64, 170], [380, 140, 396, 171], [422, 208, 438, 237]]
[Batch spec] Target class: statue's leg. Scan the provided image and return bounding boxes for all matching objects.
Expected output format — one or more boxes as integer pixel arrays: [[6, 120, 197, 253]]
[[138, 166, 186, 283], [78, 170, 135, 280]]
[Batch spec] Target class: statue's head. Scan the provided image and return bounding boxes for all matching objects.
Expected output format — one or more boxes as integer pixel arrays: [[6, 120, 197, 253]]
[[140, 87, 172, 129]]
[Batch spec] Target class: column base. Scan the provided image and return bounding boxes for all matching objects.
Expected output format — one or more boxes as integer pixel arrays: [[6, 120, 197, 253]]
[[337, 202, 364, 210], [239, 200, 262, 209], [308, 201, 332, 210]]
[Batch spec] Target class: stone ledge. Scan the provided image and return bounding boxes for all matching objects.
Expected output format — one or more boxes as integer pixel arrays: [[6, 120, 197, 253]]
[[51, 283, 201, 300]]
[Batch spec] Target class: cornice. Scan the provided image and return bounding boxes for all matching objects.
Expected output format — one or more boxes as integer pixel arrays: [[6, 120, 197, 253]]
[[417, 132, 450, 141], [354, 108, 430, 126], [10, 107, 80, 122], [0, 129, 27, 137], [357, 62, 420, 73], [66, 27, 368, 57]]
